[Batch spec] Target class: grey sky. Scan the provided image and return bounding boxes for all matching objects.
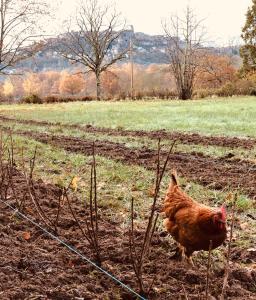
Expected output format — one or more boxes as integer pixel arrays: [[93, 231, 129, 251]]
[[53, 0, 252, 45]]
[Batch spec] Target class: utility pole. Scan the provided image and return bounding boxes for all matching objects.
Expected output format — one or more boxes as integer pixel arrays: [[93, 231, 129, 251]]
[[129, 25, 134, 99]]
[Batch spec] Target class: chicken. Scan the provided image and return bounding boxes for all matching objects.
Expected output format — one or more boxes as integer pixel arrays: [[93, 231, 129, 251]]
[[163, 170, 227, 264]]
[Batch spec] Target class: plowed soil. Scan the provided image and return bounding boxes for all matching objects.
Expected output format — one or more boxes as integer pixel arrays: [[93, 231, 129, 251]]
[[1, 124, 256, 199], [1, 169, 255, 299], [0, 115, 255, 149]]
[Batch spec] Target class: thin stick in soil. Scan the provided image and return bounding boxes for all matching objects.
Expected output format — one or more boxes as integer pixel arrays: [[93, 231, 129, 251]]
[[205, 240, 213, 300], [220, 193, 237, 299], [65, 143, 101, 266], [53, 188, 65, 234], [182, 284, 189, 300], [129, 139, 176, 297], [21, 146, 56, 229]]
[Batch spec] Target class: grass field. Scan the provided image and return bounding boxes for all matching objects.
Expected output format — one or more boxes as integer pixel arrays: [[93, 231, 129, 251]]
[[0, 96, 255, 226], [0, 97, 255, 299], [0, 96, 256, 136]]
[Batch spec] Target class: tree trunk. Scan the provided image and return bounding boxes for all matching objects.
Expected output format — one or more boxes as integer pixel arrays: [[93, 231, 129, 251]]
[[96, 72, 101, 100], [179, 88, 192, 100]]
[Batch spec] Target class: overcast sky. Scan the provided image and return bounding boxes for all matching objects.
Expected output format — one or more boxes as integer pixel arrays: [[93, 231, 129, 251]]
[[53, 0, 252, 45]]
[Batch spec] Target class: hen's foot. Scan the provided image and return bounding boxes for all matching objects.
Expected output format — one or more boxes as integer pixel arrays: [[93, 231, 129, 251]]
[[186, 256, 195, 267], [169, 246, 184, 261]]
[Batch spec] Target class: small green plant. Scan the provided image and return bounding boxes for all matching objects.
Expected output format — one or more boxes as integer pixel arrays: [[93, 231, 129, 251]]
[[236, 196, 253, 211]]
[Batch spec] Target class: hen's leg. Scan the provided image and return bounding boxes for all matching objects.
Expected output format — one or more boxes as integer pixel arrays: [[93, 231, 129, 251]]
[[186, 256, 194, 266], [184, 249, 194, 267], [170, 243, 185, 261]]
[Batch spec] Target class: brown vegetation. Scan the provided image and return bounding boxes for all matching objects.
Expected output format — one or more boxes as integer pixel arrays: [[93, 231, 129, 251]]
[[59, 72, 85, 95], [0, 54, 255, 102]]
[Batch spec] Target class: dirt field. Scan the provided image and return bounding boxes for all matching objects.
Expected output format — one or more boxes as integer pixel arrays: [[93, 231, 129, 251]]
[[0, 115, 255, 149], [0, 121, 255, 199], [0, 169, 255, 300], [0, 113, 255, 299]]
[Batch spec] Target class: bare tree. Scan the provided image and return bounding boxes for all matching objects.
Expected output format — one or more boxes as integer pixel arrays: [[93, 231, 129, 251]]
[[163, 6, 207, 100], [58, 0, 127, 100], [0, 0, 49, 75]]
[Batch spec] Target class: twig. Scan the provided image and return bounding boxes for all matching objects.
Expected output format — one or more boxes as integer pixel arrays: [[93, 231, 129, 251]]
[[6, 161, 20, 208], [64, 188, 92, 245], [205, 240, 213, 299], [89, 142, 101, 265], [182, 284, 189, 300], [129, 139, 177, 296], [140, 139, 176, 265], [129, 197, 144, 293], [65, 143, 101, 266], [53, 188, 65, 234], [92, 142, 99, 234], [21, 147, 55, 229], [220, 193, 237, 299]]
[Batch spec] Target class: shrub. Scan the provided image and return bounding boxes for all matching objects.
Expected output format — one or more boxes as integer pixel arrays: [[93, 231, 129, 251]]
[[215, 78, 256, 97], [134, 91, 144, 100], [216, 82, 236, 97], [249, 87, 256, 96], [21, 94, 43, 104], [129, 89, 178, 100], [59, 97, 75, 102], [193, 88, 216, 99], [235, 79, 253, 95], [42, 96, 95, 103], [80, 96, 94, 101], [44, 96, 59, 103], [114, 91, 127, 100]]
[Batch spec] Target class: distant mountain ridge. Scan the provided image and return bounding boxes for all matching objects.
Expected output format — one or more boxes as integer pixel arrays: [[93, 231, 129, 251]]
[[15, 30, 240, 73]]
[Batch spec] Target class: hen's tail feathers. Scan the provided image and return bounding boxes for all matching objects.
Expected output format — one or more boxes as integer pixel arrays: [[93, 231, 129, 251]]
[[170, 169, 178, 188]]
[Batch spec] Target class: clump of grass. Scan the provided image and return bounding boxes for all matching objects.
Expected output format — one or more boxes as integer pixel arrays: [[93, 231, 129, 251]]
[[235, 196, 254, 211]]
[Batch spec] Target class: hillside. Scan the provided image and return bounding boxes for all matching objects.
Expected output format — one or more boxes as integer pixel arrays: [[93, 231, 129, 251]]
[[15, 30, 240, 73]]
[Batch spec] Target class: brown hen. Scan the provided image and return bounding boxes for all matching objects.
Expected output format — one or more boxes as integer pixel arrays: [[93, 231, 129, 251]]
[[163, 171, 227, 264]]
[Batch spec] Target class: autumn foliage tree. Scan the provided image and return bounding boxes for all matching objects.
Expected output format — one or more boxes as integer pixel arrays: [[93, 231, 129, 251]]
[[109, 63, 175, 98], [23, 73, 42, 96], [101, 71, 120, 96], [196, 54, 236, 89], [39, 71, 62, 95], [59, 72, 85, 95], [3, 79, 14, 98], [0, 57, 239, 101]]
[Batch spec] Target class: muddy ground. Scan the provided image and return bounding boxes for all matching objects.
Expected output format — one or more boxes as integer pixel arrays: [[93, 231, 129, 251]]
[[0, 169, 255, 299], [0, 115, 255, 149], [1, 124, 256, 200]]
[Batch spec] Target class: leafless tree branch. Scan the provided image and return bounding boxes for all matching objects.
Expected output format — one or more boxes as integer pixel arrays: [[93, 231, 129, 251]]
[[0, 0, 49, 75], [163, 6, 208, 100], [57, 0, 128, 99]]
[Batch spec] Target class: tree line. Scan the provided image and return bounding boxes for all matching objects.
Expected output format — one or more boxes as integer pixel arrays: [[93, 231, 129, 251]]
[[0, 0, 256, 101]]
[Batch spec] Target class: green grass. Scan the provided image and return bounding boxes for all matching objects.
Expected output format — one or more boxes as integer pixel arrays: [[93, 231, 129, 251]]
[[1, 119, 256, 162], [3, 133, 255, 252], [1, 96, 256, 137], [1, 98, 256, 274], [4, 133, 254, 212]]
